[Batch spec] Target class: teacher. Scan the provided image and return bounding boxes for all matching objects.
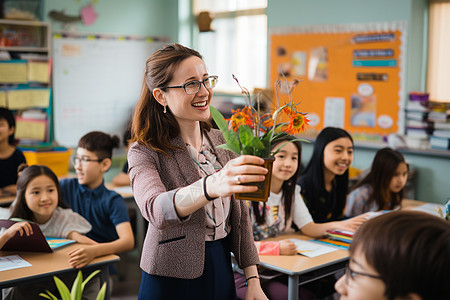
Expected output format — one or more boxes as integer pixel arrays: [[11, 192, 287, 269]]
[[128, 43, 268, 300]]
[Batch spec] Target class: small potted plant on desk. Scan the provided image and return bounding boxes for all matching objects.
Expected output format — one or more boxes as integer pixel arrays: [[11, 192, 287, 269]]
[[211, 74, 309, 202]]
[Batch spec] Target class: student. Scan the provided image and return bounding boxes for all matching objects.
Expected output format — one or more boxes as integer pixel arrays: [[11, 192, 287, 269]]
[[234, 134, 367, 300], [345, 148, 408, 217], [112, 122, 132, 186], [0, 165, 98, 299], [335, 210, 450, 300], [0, 107, 26, 196], [297, 127, 354, 223], [60, 131, 134, 267], [128, 43, 267, 299]]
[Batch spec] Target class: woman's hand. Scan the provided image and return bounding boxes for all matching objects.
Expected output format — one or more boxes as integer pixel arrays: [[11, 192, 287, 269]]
[[206, 155, 268, 199], [245, 279, 268, 300], [279, 239, 297, 255], [337, 214, 368, 232]]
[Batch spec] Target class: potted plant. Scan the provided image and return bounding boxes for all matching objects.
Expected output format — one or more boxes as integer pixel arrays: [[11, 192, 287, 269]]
[[211, 74, 309, 202], [39, 270, 107, 300]]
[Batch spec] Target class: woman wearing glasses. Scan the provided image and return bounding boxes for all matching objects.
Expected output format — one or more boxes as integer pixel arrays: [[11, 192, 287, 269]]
[[128, 44, 268, 300], [335, 210, 450, 300]]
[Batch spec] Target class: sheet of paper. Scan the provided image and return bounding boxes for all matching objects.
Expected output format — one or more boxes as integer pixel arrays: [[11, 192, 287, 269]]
[[0, 255, 32, 272], [15, 118, 47, 141], [290, 239, 338, 258], [0, 62, 27, 83], [7, 89, 50, 109], [27, 61, 50, 83], [412, 203, 446, 218], [324, 97, 345, 128]]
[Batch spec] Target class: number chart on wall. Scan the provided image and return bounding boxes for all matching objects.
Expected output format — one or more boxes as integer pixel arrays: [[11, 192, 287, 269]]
[[269, 22, 407, 141]]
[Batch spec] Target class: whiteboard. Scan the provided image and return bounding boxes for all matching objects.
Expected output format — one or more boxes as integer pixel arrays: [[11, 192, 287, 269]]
[[52, 33, 167, 147]]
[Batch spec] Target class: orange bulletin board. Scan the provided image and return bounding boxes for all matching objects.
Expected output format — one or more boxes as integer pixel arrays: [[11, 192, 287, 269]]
[[269, 22, 407, 141]]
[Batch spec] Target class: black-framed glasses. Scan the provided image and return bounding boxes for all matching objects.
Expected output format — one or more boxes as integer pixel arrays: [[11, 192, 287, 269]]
[[345, 264, 382, 284], [72, 156, 104, 166], [163, 75, 218, 95]]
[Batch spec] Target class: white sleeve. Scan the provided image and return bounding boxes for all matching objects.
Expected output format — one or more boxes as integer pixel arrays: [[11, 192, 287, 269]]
[[42, 207, 92, 238], [292, 185, 314, 229]]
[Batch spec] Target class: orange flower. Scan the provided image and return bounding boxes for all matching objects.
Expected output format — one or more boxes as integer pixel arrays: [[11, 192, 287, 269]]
[[225, 106, 254, 132], [285, 113, 309, 135], [283, 106, 292, 115], [261, 113, 274, 128]]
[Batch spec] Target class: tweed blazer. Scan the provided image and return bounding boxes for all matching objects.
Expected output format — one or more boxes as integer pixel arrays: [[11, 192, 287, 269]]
[[128, 129, 260, 279]]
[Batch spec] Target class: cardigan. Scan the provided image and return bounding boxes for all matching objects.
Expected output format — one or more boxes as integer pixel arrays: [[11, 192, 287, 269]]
[[127, 128, 259, 279]]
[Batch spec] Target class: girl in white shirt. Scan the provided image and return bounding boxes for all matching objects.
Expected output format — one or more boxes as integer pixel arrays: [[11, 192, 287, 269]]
[[235, 134, 367, 300]]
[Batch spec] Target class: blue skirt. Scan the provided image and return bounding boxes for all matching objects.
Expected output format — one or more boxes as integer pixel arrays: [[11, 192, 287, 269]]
[[138, 238, 237, 300]]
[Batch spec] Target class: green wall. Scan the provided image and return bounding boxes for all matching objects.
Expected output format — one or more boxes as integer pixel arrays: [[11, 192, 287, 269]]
[[267, 0, 449, 203]]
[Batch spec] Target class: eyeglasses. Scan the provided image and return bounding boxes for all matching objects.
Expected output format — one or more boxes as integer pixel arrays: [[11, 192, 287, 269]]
[[163, 75, 218, 95], [72, 156, 103, 166], [345, 264, 382, 285]]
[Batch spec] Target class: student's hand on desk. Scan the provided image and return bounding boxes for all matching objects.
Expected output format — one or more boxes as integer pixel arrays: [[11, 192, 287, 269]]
[[338, 214, 368, 232], [205, 155, 268, 198], [279, 239, 297, 255], [67, 245, 97, 268]]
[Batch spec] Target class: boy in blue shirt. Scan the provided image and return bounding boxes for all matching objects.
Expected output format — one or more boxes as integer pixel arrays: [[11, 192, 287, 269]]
[[60, 131, 134, 268]]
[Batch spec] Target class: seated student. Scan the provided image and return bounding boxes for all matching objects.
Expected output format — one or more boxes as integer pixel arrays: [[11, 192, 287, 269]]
[[0, 107, 26, 196], [335, 210, 450, 300], [60, 131, 134, 267], [0, 165, 99, 299], [235, 134, 367, 300], [297, 127, 354, 223], [112, 123, 132, 186], [345, 148, 408, 217]]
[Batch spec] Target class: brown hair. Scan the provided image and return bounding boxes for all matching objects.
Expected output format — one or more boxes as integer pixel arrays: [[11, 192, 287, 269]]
[[78, 131, 120, 160], [351, 210, 450, 300], [351, 147, 407, 210], [10, 165, 67, 222], [131, 43, 211, 156]]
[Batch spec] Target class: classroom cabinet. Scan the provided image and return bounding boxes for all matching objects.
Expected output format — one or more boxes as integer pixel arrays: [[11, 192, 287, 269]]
[[0, 18, 52, 144]]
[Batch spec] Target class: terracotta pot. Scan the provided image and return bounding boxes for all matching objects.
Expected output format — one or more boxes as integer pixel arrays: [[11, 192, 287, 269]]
[[235, 157, 275, 202]]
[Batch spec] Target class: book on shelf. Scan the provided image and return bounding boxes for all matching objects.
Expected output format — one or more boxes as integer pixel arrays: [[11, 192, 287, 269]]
[[406, 119, 433, 129], [428, 111, 450, 122], [434, 122, 450, 130], [430, 135, 450, 150], [406, 111, 428, 121]]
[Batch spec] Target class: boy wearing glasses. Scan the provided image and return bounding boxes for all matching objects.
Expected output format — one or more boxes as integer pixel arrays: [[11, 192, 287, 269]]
[[335, 210, 449, 300], [60, 131, 134, 268]]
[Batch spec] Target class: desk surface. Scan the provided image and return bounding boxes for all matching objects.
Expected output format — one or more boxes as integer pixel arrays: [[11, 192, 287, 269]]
[[0, 244, 119, 288], [0, 195, 15, 206], [258, 234, 349, 275]]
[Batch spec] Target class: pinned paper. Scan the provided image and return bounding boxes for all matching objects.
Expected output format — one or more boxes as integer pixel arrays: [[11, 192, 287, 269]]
[[28, 61, 50, 83], [15, 118, 47, 141], [0, 61, 27, 83], [7, 89, 50, 109]]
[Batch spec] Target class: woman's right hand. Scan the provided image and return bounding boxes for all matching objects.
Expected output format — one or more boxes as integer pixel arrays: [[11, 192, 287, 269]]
[[205, 155, 268, 199], [279, 239, 297, 255]]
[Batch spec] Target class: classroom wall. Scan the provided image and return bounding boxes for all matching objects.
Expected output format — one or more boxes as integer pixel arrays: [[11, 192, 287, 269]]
[[43, 0, 178, 40], [267, 0, 450, 203]]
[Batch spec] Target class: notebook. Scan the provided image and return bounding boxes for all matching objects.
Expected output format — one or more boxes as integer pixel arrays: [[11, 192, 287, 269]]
[[0, 219, 75, 252]]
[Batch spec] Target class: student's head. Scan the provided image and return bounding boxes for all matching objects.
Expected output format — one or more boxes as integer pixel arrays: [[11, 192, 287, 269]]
[[0, 107, 16, 145], [253, 134, 302, 226], [75, 131, 120, 189], [335, 211, 450, 300], [131, 43, 214, 155], [10, 165, 66, 224], [355, 148, 408, 210]]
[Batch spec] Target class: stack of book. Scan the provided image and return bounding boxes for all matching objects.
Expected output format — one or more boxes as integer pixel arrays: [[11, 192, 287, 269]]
[[428, 103, 450, 150], [404, 92, 431, 149], [315, 230, 354, 249]]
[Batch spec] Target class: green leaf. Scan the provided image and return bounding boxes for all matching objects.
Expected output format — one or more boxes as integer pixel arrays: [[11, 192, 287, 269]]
[[39, 291, 58, 300], [210, 106, 241, 154], [71, 270, 83, 300], [95, 282, 107, 300], [216, 143, 240, 153], [82, 270, 101, 291], [53, 276, 71, 300]]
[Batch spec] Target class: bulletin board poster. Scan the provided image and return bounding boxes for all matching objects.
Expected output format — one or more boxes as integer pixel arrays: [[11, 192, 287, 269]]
[[269, 22, 407, 141]]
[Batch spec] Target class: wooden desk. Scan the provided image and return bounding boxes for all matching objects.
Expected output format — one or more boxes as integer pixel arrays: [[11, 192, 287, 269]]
[[258, 234, 349, 300], [0, 244, 119, 298]]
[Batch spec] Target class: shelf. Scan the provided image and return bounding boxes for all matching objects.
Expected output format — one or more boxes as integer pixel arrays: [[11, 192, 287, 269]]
[[0, 46, 49, 52]]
